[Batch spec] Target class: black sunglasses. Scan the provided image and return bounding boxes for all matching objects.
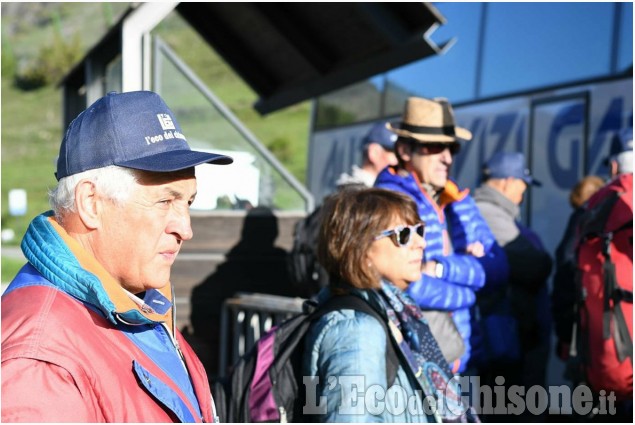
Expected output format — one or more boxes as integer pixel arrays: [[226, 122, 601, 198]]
[[412, 141, 461, 156], [374, 223, 425, 248]]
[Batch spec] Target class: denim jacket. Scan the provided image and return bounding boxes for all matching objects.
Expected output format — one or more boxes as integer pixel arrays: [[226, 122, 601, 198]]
[[302, 286, 432, 423]]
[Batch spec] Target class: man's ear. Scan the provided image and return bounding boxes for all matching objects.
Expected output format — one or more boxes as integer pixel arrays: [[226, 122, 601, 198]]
[[367, 143, 382, 164], [486, 177, 506, 194], [396, 141, 412, 163], [504, 176, 515, 189], [75, 180, 101, 230], [501, 177, 516, 195]]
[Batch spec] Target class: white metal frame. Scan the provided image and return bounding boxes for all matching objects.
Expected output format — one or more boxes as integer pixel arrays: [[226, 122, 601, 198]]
[[122, 2, 179, 92]]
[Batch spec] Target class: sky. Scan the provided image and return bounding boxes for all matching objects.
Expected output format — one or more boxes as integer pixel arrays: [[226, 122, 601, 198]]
[[385, 2, 633, 104]]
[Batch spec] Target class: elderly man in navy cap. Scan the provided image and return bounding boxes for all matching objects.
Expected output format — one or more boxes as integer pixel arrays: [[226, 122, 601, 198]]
[[2, 91, 232, 422], [473, 151, 553, 421]]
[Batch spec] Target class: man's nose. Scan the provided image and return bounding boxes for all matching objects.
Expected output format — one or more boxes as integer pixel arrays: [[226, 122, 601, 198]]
[[169, 207, 193, 241], [441, 147, 453, 164]]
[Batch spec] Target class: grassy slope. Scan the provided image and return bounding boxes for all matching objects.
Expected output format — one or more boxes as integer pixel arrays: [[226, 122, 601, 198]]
[[1, 80, 60, 244], [154, 12, 310, 183], [1, 4, 310, 248], [1, 3, 131, 244], [2, 256, 25, 283]]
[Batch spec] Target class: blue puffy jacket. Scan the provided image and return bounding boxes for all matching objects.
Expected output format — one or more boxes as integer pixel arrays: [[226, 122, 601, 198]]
[[375, 167, 509, 372]]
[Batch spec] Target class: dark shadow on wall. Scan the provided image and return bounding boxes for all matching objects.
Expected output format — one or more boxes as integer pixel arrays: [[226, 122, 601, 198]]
[[185, 206, 298, 379]]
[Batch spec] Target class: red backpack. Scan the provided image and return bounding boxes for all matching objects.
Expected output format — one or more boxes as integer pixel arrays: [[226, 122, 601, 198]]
[[572, 174, 633, 400]]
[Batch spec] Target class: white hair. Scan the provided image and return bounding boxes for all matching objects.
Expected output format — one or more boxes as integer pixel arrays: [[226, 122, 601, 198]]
[[48, 166, 139, 220], [615, 150, 633, 175]]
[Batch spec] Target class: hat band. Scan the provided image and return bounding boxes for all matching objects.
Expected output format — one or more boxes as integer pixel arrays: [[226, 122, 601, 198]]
[[400, 123, 456, 137]]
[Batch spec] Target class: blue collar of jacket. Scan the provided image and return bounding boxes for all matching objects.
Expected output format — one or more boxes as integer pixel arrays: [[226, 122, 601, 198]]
[[375, 167, 422, 198], [20, 211, 173, 327], [375, 166, 468, 207]]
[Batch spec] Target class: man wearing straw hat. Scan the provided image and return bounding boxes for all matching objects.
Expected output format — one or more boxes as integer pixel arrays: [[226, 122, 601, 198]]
[[375, 97, 509, 374]]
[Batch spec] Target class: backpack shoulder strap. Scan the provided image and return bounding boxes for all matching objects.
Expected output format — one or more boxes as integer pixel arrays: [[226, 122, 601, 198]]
[[314, 294, 400, 387], [600, 220, 633, 363], [577, 191, 620, 242]]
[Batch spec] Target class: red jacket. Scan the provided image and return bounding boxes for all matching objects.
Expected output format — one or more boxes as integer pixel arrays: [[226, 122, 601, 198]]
[[2, 214, 215, 422]]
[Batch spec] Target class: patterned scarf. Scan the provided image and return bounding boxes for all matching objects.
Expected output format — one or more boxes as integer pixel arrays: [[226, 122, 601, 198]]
[[375, 282, 479, 423]]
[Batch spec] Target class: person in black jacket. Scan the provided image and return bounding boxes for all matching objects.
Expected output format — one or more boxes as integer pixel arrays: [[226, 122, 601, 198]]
[[473, 151, 553, 421]]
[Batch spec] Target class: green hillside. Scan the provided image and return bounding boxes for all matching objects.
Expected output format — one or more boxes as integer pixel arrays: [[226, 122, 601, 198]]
[[1, 3, 310, 257]]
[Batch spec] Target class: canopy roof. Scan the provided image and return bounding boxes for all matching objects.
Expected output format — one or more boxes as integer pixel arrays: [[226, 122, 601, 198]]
[[176, 3, 447, 114], [61, 2, 448, 115]]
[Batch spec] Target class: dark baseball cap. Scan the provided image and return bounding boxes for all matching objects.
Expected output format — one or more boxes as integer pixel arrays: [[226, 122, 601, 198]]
[[55, 91, 233, 180], [362, 122, 397, 150], [483, 152, 541, 187]]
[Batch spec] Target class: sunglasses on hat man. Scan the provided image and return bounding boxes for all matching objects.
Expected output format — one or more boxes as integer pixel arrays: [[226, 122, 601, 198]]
[[409, 140, 461, 156]]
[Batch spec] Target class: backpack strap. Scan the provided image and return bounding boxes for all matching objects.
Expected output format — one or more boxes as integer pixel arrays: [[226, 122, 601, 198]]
[[599, 220, 633, 364], [312, 294, 400, 387]]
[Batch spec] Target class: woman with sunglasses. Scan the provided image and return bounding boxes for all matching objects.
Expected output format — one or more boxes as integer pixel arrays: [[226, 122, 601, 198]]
[[302, 187, 477, 422]]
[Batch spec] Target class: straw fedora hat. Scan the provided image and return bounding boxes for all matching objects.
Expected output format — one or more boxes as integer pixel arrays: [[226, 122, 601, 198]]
[[388, 97, 472, 143]]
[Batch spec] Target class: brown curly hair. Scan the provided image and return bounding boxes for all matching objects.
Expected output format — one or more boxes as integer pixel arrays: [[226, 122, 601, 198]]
[[317, 187, 421, 290]]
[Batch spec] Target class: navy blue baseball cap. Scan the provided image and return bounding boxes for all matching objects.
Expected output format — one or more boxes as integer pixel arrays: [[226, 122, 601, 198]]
[[55, 91, 233, 180], [483, 152, 541, 187], [362, 122, 397, 150]]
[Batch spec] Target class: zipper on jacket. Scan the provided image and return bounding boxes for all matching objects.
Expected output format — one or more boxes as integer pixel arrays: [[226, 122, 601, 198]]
[[161, 322, 187, 371], [121, 288, 186, 367], [168, 284, 187, 370]]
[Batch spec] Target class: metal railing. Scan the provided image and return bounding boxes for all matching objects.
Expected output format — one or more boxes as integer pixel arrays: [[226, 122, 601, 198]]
[[218, 292, 306, 376]]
